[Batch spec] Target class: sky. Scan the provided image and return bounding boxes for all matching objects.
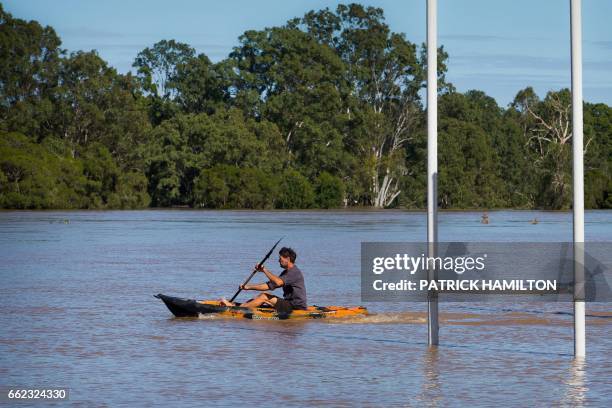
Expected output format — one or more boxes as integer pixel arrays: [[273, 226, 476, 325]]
[[4, 0, 612, 106]]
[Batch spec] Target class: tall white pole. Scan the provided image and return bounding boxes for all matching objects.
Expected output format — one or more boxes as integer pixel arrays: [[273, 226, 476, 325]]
[[570, 0, 586, 358], [427, 0, 439, 346]]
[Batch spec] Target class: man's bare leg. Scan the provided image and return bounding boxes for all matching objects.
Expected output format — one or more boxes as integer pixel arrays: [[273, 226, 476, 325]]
[[220, 293, 277, 308], [219, 293, 277, 308], [242, 293, 278, 308], [218, 297, 234, 306]]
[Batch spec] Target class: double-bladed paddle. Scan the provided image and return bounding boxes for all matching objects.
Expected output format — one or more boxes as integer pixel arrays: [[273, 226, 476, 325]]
[[229, 237, 283, 302]]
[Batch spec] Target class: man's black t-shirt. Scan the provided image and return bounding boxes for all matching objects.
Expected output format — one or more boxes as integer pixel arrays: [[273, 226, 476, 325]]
[[267, 266, 307, 309]]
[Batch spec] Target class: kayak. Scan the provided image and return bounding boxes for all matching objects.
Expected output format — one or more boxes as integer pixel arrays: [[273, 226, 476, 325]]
[[155, 294, 368, 320]]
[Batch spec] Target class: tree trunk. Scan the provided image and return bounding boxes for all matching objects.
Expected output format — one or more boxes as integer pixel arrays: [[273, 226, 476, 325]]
[[372, 167, 401, 208]]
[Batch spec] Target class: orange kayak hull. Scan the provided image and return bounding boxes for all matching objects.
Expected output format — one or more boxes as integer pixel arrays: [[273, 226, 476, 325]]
[[155, 294, 368, 320]]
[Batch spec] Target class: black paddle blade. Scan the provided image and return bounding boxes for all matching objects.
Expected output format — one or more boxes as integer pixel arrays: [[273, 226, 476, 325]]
[[259, 236, 284, 267]]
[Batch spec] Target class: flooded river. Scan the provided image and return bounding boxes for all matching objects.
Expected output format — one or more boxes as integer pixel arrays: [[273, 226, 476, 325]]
[[0, 210, 610, 406]]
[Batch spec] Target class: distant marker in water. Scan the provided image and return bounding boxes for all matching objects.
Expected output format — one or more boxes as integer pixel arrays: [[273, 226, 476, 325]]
[[481, 212, 489, 224]]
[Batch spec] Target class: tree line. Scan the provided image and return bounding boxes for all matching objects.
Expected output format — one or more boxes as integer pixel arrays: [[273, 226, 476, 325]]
[[1, 3, 610, 210]]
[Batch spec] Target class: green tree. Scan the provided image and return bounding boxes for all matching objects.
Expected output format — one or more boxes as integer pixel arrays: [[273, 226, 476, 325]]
[[0, 5, 62, 138], [143, 121, 186, 206], [315, 171, 345, 208], [80, 143, 119, 208], [192, 165, 278, 209], [133, 40, 194, 125], [143, 109, 284, 206], [437, 91, 513, 208], [438, 119, 504, 208], [583, 102, 611, 208], [173, 53, 230, 114], [299, 4, 444, 207], [133, 39, 195, 98], [107, 171, 151, 209], [192, 166, 230, 208], [228, 25, 349, 177], [51, 51, 151, 165], [512, 88, 574, 209], [2, 4, 612, 211], [276, 168, 315, 209], [0, 132, 87, 208]]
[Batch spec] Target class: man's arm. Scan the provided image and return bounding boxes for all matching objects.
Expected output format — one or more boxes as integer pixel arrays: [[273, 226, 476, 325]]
[[241, 282, 270, 291], [256, 264, 284, 288]]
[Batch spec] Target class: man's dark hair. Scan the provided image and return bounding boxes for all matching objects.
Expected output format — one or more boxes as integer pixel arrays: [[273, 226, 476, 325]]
[[279, 247, 297, 263]]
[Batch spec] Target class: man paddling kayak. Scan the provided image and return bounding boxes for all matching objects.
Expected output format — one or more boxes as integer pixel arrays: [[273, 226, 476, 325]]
[[219, 247, 307, 312]]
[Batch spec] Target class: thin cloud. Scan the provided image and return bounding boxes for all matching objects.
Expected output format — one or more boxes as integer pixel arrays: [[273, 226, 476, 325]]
[[451, 72, 608, 90], [440, 34, 559, 43], [591, 41, 612, 50], [440, 34, 512, 41], [584, 60, 612, 71], [452, 72, 569, 85], [450, 53, 612, 73], [60, 27, 128, 39], [450, 54, 569, 71]]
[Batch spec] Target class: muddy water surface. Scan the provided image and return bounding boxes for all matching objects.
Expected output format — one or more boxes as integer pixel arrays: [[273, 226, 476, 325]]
[[1, 210, 610, 406]]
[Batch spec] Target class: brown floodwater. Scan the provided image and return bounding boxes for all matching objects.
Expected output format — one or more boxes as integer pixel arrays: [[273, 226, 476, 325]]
[[0, 210, 610, 406]]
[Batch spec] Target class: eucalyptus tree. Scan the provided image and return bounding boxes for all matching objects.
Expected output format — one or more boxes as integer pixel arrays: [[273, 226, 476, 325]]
[[583, 102, 612, 208], [297, 3, 450, 207], [512, 88, 575, 209], [172, 53, 231, 114], [0, 4, 62, 138], [436, 91, 507, 208], [144, 108, 285, 207], [227, 25, 349, 179], [53, 51, 150, 161], [133, 40, 195, 124], [133, 39, 195, 99]]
